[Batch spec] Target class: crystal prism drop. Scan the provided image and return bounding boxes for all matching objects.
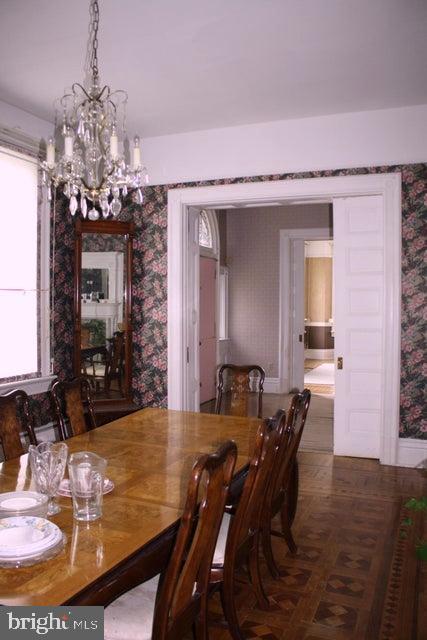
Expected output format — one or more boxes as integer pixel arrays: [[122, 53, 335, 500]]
[[122, 185, 128, 197], [77, 119, 85, 137], [69, 195, 78, 216], [111, 198, 122, 217], [47, 186, 52, 201], [136, 188, 143, 204], [63, 183, 71, 198], [101, 199, 110, 219], [88, 208, 100, 221], [81, 197, 88, 218]]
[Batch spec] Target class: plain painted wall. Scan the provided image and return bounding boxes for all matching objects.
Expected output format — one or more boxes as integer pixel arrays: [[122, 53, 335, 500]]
[[2, 100, 427, 184]]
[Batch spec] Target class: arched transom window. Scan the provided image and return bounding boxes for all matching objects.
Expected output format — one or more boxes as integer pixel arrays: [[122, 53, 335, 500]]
[[198, 210, 213, 249]]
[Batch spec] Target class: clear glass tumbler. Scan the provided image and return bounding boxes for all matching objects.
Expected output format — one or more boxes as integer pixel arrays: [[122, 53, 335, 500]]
[[68, 452, 107, 521], [28, 442, 68, 515]]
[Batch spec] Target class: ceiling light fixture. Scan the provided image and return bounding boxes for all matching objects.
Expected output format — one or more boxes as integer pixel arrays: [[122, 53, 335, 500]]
[[41, 0, 148, 219]]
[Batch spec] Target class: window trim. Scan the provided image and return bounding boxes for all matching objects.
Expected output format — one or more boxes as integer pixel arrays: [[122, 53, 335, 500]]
[[0, 146, 53, 396]]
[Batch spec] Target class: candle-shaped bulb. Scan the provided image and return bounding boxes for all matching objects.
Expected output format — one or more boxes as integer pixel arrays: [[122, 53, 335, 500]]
[[64, 129, 73, 159], [46, 138, 55, 168], [132, 135, 141, 170], [110, 126, 119, 160]]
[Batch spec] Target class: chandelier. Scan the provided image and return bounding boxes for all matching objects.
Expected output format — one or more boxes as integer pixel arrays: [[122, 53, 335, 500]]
[[41, 0, 148, 219]]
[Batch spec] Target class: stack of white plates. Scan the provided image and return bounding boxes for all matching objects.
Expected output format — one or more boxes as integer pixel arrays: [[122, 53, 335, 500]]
[[0, 516, 63, 565], [0, 491, 48, 518]]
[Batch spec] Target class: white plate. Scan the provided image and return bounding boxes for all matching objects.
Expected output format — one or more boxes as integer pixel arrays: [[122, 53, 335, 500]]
[[0, 516, 62, 559], [57, 478, 114, 497], [0, 491, 48, 517]]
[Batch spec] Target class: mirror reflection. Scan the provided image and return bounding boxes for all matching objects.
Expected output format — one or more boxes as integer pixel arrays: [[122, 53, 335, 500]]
[[80, 233, 127, 399]]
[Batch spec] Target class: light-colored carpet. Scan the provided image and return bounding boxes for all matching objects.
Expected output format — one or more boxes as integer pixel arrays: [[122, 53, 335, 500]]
[[304, 362, 335, 385]]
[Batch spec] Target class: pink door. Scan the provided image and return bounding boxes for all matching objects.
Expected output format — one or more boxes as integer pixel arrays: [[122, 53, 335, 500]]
[[199, 257, 217, 403]]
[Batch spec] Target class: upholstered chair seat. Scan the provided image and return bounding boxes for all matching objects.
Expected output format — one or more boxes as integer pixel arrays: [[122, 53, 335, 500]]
[[212, 512, 232, 565], [104, 575, 159, 640]]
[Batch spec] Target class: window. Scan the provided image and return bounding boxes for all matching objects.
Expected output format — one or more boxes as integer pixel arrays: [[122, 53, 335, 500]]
[[0, 146, 50, 384], [198, 210, 213, 249]]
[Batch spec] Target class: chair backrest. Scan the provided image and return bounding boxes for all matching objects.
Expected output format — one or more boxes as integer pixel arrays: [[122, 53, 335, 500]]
[[215, 364, 265, 418], [0, 390, 37, 460], [224, 420, 280, 565], [267, 390, 311, 512], [153, 440, 237, 640], [51, 377, 97, 440]]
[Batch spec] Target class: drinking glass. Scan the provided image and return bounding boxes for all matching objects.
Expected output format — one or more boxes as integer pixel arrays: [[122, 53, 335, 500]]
[[68, 452, 107, 521], [29, 442, 68, 515]]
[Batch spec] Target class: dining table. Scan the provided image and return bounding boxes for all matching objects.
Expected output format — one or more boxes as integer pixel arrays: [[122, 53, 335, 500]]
[[0, 408, 261, 606]]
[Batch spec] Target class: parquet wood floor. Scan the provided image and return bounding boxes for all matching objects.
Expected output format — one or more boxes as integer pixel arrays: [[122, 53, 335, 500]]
[[208, 452, 426, 640]]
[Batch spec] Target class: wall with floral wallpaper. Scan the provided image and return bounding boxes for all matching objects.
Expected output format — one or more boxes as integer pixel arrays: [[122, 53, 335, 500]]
[[41, 163, 426, 439]]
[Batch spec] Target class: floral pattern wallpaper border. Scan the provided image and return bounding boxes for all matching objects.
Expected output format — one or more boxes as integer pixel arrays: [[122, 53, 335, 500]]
[[48, 163, 426, 439]]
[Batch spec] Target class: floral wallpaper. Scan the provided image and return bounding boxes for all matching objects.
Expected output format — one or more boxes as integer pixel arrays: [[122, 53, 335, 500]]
[[24, 163, 427, 439]]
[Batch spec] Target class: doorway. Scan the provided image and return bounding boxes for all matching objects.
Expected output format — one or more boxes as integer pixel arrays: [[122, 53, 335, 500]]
[[167, 174, 401, 465]]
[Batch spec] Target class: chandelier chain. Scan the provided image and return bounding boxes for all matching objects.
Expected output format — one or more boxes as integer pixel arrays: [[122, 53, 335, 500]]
[[90, 0, 100, 81]]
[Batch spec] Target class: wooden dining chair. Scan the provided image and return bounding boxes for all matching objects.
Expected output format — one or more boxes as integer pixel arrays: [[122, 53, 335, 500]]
[[0, 389, 37, 460], [261, 389, 311, 577], [51, 377, 97, 441], [104, 440, 238, 640], [215, 364, 265, 418], [208, 421, 281, 640]]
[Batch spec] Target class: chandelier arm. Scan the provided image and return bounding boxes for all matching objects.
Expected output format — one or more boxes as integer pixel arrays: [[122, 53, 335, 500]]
[[71, 82, 93, 102]]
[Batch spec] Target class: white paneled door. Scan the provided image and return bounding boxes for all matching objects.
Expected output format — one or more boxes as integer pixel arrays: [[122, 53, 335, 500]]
[[333, 195, 384, 458], [291, 239, 305, 392]]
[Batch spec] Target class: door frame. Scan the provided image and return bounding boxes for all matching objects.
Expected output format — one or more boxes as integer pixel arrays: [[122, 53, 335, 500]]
[[167, 173, 401, 465], [280, 228, 333, 394]]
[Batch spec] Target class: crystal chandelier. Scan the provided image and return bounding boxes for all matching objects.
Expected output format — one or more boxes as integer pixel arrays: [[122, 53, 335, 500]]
[[41, 0, 148, 220]]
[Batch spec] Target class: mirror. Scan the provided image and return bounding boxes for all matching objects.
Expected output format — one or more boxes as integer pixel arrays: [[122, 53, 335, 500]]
[[74, 220, 134, 402]]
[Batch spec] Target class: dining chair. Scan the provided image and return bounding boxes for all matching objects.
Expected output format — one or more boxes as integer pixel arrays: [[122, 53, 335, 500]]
[[51, 377, 97, 441], [208, 421, 281, 640], [215, 364, 265, 418], [104, 440, 238, 640], [261, 389, 311, 577], [0, 389, 37, 460]]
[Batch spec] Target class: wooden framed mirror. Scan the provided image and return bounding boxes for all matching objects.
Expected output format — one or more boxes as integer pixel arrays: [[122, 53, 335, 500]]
[[74, 219, 134, 405]]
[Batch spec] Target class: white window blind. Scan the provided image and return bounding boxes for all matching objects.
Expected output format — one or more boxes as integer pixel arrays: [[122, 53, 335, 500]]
[[0, 146, 39, 379]]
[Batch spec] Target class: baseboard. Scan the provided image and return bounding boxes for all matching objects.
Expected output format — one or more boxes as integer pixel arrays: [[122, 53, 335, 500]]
[[305, 349, 334, 359], [397, 438, 427, 468], [264, 377, 280, 394]]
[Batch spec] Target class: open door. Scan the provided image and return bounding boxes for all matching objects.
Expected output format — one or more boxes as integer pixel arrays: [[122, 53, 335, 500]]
[[333, 195, 384, 458], [290, 239, 305, 391], [186, 206, 201, 410], [199, 257, 217, 403]]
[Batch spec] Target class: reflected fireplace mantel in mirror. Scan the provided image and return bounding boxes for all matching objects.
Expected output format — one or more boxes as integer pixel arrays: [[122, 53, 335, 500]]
[[74, 219, 134, 410]]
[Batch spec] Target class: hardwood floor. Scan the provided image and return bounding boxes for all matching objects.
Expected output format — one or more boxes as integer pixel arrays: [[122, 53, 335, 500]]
[[208, 452, 426, 640]]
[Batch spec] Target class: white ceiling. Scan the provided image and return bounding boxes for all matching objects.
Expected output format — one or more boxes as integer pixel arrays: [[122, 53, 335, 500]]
[[0, 0, 426, 138]]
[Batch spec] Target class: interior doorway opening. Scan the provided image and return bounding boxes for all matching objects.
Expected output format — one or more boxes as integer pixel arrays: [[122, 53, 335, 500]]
[[167, 174, 401, 465], [303, 240, 335, 391]]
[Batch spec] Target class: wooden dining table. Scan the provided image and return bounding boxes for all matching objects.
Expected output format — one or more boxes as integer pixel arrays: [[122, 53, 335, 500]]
[[0, 408, 261, 606]]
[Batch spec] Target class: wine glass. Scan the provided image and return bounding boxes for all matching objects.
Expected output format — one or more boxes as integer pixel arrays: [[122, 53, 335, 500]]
[[29, 442, 68, 516]]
